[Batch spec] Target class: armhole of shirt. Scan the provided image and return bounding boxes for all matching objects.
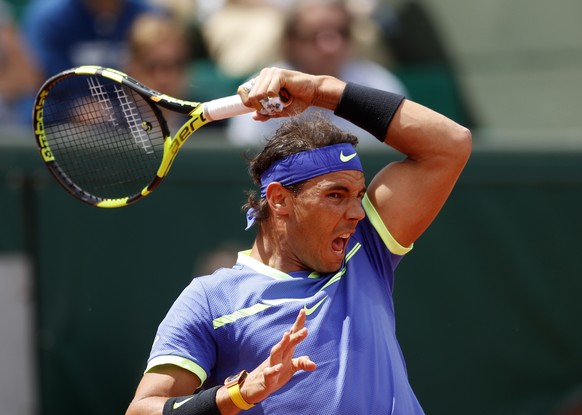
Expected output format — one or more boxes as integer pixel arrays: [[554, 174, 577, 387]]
[[362, 193, 413, 256], [145, 355, 208, 385]]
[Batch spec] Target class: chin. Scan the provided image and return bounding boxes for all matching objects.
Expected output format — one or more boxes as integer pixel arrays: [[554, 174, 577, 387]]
[[317, 259, 344, 274]]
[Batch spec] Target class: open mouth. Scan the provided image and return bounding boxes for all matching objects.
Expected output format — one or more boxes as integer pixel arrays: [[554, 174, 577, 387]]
[[332, 233, 351, 255]]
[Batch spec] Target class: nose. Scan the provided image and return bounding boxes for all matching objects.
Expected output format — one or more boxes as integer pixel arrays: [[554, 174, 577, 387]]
[[315, 29, 346, 54], [347, 198, 366, 221]]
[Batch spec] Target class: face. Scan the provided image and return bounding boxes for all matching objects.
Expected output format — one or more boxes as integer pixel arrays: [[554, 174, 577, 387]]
[[83, 0, 123, 15], [128, 41, 188, 98], [281, 170, 366, 273], [285, 4, 351, 77]]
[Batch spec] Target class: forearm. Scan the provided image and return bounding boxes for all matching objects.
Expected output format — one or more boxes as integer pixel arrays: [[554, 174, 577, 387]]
[[332, 82, 470, 165], [126, 386, 232, 415], [126, 395, 170, 415]]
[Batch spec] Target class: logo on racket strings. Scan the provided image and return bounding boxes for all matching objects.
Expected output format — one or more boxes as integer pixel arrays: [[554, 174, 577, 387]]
[[34, 89, 55, 162]]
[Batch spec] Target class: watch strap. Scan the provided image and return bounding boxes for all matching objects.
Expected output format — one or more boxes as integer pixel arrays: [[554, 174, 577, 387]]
[[227, 382, 255, 410], [224, 370, 255, 410]]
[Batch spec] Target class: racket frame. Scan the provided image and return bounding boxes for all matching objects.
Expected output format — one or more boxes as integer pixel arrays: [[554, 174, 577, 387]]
[[33, 65, 247, 208]]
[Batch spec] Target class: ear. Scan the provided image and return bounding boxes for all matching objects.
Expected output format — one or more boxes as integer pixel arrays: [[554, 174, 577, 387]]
[[265, 182, 290, 216]]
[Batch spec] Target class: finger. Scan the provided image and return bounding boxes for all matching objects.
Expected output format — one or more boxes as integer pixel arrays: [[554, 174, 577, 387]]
[[288, 327, 308, 345], [256, 68, 282, 98], [293, 356, 317, 372], [280, 327, 308, 367], [237, 79, 263, 112], [289, 308, 306, 334], [251, 112, 271, 122], [269, 331, 291, 363]]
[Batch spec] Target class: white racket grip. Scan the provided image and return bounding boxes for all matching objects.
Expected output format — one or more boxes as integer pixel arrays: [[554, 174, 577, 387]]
[[203, 95, 252, 122]]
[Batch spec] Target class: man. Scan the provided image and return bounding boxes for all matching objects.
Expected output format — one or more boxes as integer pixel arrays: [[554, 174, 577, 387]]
[[125, 67, 471, 414], [226, 0, 407, 147], [22, 0, 158, 78], [124, 13, 192, 131]]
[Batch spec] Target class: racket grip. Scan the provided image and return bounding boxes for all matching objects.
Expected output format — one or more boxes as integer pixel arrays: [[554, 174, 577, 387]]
[[203, 95, 253, 122]]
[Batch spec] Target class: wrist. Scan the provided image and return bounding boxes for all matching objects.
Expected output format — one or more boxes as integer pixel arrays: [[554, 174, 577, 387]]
[[312, 76, 346, 111], [334, 82, 405, 142], [163, 387, 221, 415], [224, 370, 255, 411]]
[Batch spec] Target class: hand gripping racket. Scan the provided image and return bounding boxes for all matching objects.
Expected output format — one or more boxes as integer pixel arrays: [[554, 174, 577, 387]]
[[32, 65, 286, 208]]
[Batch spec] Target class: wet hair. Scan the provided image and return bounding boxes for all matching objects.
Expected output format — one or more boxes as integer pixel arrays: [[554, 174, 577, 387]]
[[243, 112, 358, 225]]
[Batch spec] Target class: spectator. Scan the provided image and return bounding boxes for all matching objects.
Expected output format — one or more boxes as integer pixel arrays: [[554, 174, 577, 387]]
[[21, 0, 159, 79], [226, 0, 407, 147], [0, 0, 41, 130], [200, 0, 288, 79], [124, 12, 192, 130]]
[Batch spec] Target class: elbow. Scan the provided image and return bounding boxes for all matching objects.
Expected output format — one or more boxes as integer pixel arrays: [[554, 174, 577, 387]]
[[448, 125, 472, 167], [458, 126, 473, 160]]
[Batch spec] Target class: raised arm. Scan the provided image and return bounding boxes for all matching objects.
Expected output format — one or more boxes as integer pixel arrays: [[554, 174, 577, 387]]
[[365, 99, 471, 247], [240, 67, 472, 247]]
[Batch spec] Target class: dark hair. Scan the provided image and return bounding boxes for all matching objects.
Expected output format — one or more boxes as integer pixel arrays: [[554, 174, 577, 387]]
[[243, 112, 359, 225]]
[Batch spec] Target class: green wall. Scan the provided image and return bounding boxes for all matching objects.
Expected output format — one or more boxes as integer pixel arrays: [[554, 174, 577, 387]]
[[1, 141, 581, 415]]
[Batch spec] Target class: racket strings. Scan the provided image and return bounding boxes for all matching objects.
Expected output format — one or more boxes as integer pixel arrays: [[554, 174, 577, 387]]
[[42, 75, 166, 200]]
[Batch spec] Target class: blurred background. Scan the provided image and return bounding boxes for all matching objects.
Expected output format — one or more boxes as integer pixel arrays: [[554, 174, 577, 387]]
[[1, 0, 581, 414]]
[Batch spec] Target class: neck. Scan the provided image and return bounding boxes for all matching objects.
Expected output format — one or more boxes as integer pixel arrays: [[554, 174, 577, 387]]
[[250, 224, 299, 273]]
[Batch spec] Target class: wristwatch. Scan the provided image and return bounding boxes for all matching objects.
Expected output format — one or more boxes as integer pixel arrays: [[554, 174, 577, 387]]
[[224, 370, 255, 410]]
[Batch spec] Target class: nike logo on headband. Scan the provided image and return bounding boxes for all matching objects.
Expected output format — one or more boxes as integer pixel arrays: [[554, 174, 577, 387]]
[[340, 151, 357, 162]]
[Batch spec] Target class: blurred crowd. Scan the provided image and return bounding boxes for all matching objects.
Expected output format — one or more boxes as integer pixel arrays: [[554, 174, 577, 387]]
[[0, 0, 477, 142]]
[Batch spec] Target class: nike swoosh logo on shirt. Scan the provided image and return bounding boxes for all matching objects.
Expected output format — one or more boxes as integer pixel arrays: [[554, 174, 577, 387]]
[[173, 396, 194, 410], [262, 298, 309, 306], [340, 151, 357, 162], [303, 296, 328, 316]]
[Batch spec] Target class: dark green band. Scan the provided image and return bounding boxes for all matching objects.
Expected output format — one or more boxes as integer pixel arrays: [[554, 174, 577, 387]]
[[163, 386, 221, 415], [334, 82, 405, 142]]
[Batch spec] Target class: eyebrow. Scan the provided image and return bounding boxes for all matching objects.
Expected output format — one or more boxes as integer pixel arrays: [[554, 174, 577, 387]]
[[325, 184, 367, 195]]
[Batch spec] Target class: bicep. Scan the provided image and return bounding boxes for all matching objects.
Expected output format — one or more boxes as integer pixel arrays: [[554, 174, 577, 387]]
[[368, 100, 471, 247], [367, 157, 461, 248]]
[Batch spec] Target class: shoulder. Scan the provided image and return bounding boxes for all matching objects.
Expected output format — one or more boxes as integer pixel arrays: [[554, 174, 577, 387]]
[[24, 0, 74, 20], [356, 194, 413, 257], [22, 0, 83, 38]]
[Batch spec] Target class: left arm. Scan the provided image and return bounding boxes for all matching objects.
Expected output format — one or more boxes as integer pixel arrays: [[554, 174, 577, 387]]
[[238, 67, 471, 247], [366, 98, 472, 247]]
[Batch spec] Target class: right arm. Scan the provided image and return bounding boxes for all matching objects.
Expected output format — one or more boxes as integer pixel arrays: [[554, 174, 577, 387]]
[[126, 309, 316, 415]]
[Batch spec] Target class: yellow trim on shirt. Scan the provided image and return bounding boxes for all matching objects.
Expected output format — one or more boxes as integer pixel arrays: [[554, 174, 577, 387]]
[[145, 355, 208, 384], [362, 193, 413, 256]]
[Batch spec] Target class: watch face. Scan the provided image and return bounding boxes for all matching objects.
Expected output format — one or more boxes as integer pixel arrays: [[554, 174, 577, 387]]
[[225, 374, 240, 384], [224, 370, 248, 386]]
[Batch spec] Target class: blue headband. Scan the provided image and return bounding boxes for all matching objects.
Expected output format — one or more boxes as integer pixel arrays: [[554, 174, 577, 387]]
[[246, 143, 363, 229]]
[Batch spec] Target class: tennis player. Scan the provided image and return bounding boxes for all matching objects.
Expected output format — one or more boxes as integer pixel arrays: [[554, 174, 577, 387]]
[[125, 67, 471, 415]]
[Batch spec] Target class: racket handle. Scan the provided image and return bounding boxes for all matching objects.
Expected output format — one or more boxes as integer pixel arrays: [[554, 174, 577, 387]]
[[203, 95, 252, 122]]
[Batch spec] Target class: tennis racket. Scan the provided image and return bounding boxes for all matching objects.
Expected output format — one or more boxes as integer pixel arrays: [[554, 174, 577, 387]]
[[32, 65, 286, 208]]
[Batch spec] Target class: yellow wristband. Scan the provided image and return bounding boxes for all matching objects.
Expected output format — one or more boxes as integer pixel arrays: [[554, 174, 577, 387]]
[[227, 383, 255, 410]]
